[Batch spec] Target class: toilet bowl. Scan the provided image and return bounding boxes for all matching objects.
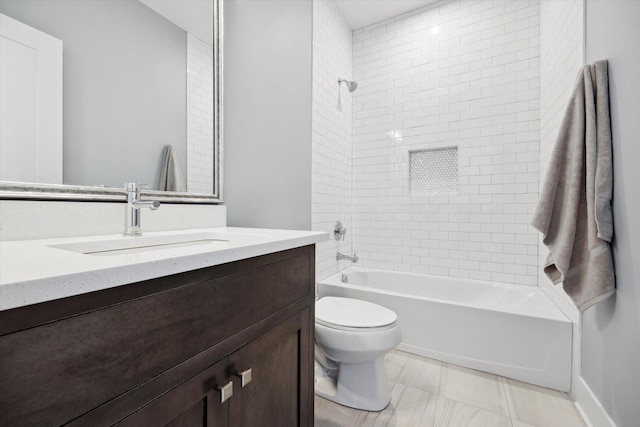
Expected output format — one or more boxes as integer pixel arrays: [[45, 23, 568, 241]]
[[314, 296, 402, 411]]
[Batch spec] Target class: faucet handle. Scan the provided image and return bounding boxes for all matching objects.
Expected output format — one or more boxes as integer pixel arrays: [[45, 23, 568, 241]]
[[334, 221, 347, 241]]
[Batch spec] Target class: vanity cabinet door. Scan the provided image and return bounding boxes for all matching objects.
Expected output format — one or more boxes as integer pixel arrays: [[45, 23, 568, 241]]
[[229, 308, 312, 427], [114, 358, 228, 427], [114, 307, 311, 427]]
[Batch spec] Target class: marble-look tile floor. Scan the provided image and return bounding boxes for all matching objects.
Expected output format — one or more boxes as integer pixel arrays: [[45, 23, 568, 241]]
[[314, 350, 586, 427]]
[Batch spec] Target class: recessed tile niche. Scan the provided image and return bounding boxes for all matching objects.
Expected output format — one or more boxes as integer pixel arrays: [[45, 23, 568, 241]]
[[409, 147, 458, 196]]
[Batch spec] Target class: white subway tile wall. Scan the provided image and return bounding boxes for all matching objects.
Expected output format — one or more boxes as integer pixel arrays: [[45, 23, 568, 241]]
[[539, 0, 584, 394], [312, 0, 354, 281], [351, 0, 541, 284], [187, 34, 215, 194]]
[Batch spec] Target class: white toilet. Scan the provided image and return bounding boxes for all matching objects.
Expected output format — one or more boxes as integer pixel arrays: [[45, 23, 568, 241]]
[[314, 296, 402, 411]]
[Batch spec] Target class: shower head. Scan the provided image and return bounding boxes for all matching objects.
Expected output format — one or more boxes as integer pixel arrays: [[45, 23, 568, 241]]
[[338, 78, 358, 93]]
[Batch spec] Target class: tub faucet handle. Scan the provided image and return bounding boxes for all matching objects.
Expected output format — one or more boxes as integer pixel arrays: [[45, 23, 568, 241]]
[[334, 221, 347, 241]]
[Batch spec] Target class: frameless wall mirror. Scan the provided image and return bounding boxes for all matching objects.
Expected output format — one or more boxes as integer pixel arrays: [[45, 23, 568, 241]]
[[0, 0, 222, 203]]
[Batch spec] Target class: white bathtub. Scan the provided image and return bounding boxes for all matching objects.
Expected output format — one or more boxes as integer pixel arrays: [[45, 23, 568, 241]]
[[317, 267, 572, 392]]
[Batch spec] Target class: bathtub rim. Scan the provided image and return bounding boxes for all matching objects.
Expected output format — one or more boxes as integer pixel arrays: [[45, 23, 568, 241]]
[[318, 266, 571, 324]]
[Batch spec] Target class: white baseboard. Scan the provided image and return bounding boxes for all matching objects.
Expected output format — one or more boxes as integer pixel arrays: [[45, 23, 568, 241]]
[[574, 376, 617, 427]]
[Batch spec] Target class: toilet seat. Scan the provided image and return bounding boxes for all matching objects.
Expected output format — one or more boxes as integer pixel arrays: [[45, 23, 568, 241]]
[[316, 297, 397, 330]]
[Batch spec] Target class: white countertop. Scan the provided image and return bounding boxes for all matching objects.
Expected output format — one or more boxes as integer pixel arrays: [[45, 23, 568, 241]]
[[0, 227, 328, 311]]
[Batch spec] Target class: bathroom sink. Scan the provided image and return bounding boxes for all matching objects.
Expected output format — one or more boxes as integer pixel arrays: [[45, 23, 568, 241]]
[[50, 232, 230, 256]]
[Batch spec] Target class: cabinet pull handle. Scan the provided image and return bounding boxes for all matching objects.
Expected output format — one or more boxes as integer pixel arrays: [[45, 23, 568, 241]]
[[235, 368, 252, 387], [217, 381, 233, 403]]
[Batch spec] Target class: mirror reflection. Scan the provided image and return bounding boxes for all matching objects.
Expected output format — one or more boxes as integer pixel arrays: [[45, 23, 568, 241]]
[[0, 0, 218, 196]]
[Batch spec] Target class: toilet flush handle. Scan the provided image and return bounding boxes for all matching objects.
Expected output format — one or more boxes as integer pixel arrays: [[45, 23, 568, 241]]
[[235, 368, 252, 387]]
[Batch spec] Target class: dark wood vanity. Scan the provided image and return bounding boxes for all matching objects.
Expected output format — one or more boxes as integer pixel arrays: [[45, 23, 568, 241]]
[[0, 245, 315, 426]]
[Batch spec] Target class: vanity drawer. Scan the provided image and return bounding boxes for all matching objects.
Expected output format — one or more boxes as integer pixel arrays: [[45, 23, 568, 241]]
[[0, 245, 314, 427]]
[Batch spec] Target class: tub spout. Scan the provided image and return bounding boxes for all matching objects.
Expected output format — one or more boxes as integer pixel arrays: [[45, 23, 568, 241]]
[[337, 252, 358, 263]]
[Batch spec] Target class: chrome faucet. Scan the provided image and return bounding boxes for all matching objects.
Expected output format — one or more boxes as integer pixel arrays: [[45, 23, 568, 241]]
[[124, 183, 160, 236], [336, 252, 358, 263]]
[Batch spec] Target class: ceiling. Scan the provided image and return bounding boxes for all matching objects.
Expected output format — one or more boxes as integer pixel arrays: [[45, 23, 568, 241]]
[[334, 0, 439, 30], [139, 1, 439, 43]]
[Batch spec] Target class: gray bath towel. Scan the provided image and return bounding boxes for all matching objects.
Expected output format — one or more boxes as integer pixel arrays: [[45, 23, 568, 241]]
[[532, 60, 615, 312], [159, 145, 186, 192]]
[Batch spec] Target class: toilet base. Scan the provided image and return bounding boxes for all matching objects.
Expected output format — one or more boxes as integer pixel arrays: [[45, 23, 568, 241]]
[[314, 356, 390, 412]]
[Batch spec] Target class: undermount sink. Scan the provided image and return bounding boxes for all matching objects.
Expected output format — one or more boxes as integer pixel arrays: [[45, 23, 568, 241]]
[[50, 232, 230, 256]]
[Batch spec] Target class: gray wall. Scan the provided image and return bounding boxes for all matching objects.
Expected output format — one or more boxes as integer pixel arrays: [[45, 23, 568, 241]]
[[0, 0, 187, 190], [582, 1, 640, 426], [224, 0, 312, 230]]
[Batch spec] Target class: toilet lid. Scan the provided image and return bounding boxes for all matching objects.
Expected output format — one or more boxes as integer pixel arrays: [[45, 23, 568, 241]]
[[316, 297, 397, 329]]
